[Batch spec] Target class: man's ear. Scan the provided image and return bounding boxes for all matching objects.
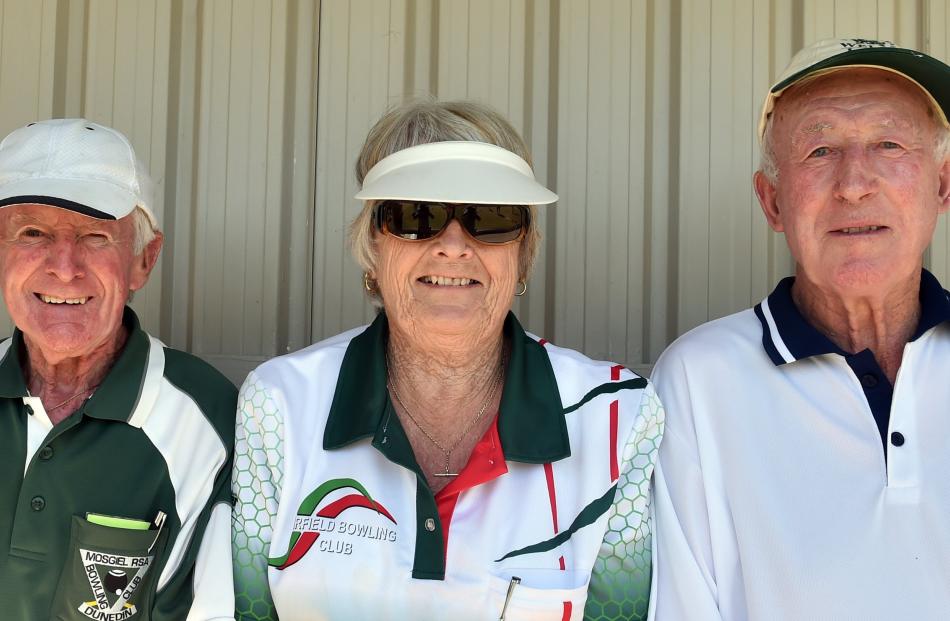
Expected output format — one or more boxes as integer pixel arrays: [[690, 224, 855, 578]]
[[129, 232, 164, 292], [938, 158, 950, 215], [754, 171, 784, 232]]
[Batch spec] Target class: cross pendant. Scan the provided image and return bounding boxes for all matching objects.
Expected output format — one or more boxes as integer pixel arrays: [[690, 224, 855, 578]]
[[433, 457, 457, 477]]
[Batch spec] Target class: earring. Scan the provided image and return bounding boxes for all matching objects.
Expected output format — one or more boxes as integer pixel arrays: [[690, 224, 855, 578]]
[[515, 281, 527, 296], [363, 273, 377, 294]]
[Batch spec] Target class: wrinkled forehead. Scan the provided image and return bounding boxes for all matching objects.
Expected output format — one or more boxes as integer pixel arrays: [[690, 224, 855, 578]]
[[0, 202, 131, 230], [775, 67, 939, 128]]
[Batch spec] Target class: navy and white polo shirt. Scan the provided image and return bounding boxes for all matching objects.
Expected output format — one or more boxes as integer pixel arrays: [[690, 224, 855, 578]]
[[650, 269, 950, 620]]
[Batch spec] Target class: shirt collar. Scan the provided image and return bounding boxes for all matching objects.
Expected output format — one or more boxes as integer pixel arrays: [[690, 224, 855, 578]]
[[754, 269, 950, 366], [0, 307, 152, 422], [323, 311, 570, 463]]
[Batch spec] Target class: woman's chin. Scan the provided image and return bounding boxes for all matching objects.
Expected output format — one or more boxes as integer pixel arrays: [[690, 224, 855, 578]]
[[399, 304, 502, 339]]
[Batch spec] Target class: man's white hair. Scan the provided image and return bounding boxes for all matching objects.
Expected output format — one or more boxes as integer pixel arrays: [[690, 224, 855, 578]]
[[131, 206, 158, 255]]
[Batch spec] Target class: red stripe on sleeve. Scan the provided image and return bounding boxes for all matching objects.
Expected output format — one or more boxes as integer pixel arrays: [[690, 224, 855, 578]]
[[609, 364, 622, 481], [538, 338, 548, 347], [610, 400, 619, 481], [543, 462, 559, 533], [545, 464, 571, 617], [610, 364, 623, 380]]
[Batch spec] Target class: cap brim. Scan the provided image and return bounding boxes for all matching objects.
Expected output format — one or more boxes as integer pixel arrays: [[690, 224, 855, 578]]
[[355, 141, 558, 205], [0, 177, 158, 227], [759, 47, 950, 141]]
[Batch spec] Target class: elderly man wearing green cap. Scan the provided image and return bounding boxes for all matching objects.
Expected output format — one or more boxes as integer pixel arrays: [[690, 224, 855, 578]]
[[0, 119, 236, 619], [650, 39, 950, 619]]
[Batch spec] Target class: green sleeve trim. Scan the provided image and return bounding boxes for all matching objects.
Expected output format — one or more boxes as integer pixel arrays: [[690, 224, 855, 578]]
[[563, 378, 648, 415], [495, 484, 615, 562]]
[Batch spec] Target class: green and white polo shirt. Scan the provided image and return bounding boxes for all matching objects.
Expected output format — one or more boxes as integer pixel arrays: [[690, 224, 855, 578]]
[[233, 312, 664, 620], [0, 308, 237, 620]]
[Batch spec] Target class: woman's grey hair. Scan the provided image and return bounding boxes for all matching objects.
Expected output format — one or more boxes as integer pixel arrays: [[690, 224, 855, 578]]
[[349, 100, 542, 306], [759, 73, 950, 183]]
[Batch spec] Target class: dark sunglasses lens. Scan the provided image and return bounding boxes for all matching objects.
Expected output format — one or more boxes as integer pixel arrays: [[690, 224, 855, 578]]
[[382, 201, 449, 240], [463, 205, 527, 243], [379, 201, 527, 243]]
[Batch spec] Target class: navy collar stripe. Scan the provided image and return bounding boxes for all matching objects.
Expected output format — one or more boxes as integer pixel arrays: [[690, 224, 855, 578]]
[[755, 269, 950, 366], [754, 303, 789, 366]]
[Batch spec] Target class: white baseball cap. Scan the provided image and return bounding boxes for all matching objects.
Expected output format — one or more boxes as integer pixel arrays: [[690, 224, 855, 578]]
[[355, 141, 558, 205], [0, 118, 158, 228], [758, 38, 950, 141]]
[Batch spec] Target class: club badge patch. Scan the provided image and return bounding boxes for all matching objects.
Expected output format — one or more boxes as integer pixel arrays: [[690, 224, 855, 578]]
[[269, 477, 397, 569], [76, 548, 153, 620]]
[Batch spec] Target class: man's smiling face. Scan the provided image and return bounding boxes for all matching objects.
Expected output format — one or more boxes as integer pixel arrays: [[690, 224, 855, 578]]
[[756, 68, 950, 295], [0, 203, 155, 364]]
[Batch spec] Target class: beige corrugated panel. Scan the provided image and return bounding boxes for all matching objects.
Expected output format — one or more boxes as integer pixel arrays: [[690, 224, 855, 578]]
[[0, 0, 948, 384], [312, 0, 554, 342], [0, 0, 318, 383]]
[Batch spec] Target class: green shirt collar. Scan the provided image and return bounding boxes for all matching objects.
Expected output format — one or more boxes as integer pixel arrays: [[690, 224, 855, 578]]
[[0, 307, 151, 423], [323, 312, 570, 463]]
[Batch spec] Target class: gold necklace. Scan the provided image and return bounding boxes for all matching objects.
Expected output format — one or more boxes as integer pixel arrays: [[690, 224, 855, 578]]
[[47, 385, 98, 411], [388, 358, 505, 478]]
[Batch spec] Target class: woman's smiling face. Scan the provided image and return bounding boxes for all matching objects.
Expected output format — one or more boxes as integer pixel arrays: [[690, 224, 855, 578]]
[[372, 216, 521, 342]]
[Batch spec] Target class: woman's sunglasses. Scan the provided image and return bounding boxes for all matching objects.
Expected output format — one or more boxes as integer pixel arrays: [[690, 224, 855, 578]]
[[374, 200, 529, 244]]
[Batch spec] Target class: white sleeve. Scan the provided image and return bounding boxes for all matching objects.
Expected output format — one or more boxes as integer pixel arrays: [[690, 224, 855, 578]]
[[648, 359, 724, 621], [232, 371, 285, 621], [187, 502, 237, 620], [587, 383, 665, 621]]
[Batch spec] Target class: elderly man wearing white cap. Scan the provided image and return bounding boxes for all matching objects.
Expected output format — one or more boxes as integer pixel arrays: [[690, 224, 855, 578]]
[[650, 39, 950, 619], [231, 100, 664, 620], [0, 119, 236, 619]]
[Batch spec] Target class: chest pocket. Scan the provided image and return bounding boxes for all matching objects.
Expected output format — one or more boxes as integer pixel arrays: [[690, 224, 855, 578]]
[[489, 569, 589, 621], [49, 515, 169, 621]]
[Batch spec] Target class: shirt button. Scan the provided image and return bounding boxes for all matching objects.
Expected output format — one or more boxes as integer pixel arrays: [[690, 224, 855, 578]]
[[23, 404, 33, 416], [424, 518, 436, 532], [891, 431, 906, 447], [38, 446, 53, 461], [860, 374, 878, 389], [30, 496, 46, 511]]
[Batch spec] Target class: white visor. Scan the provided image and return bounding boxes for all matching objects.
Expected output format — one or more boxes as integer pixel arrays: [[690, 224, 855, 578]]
[[355, 141, 558, 205]]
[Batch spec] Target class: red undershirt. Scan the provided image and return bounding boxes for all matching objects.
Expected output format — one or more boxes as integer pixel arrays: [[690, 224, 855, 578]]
[[433, 414, 507, 560]]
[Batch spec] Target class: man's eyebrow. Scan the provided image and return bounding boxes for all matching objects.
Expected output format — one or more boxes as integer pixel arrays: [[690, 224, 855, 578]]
[[801, 122, 832, 134], [5, 213, 41, 226], [8, 212, 39, 221]]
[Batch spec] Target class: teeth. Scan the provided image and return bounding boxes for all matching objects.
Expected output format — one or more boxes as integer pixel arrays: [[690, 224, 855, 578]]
[[840, 226, 881, 234], [422, 276, 473, 286], [40, 294, 88, 305]]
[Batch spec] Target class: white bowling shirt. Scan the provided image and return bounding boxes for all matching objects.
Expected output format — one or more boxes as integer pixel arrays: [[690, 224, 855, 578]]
[[232, 312, 664, 620], [650, 270, 950, 620]]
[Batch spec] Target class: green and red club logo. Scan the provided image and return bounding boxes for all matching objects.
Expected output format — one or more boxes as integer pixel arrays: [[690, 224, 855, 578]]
[[268, 478, 397, 569]]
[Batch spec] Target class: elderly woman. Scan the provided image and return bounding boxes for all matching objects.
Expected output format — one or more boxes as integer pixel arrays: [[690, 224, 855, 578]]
[[232, 101, 664, 620]]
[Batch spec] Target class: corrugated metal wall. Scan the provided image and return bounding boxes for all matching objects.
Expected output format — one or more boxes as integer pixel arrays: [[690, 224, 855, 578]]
[[0, 0, 947, 383]]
